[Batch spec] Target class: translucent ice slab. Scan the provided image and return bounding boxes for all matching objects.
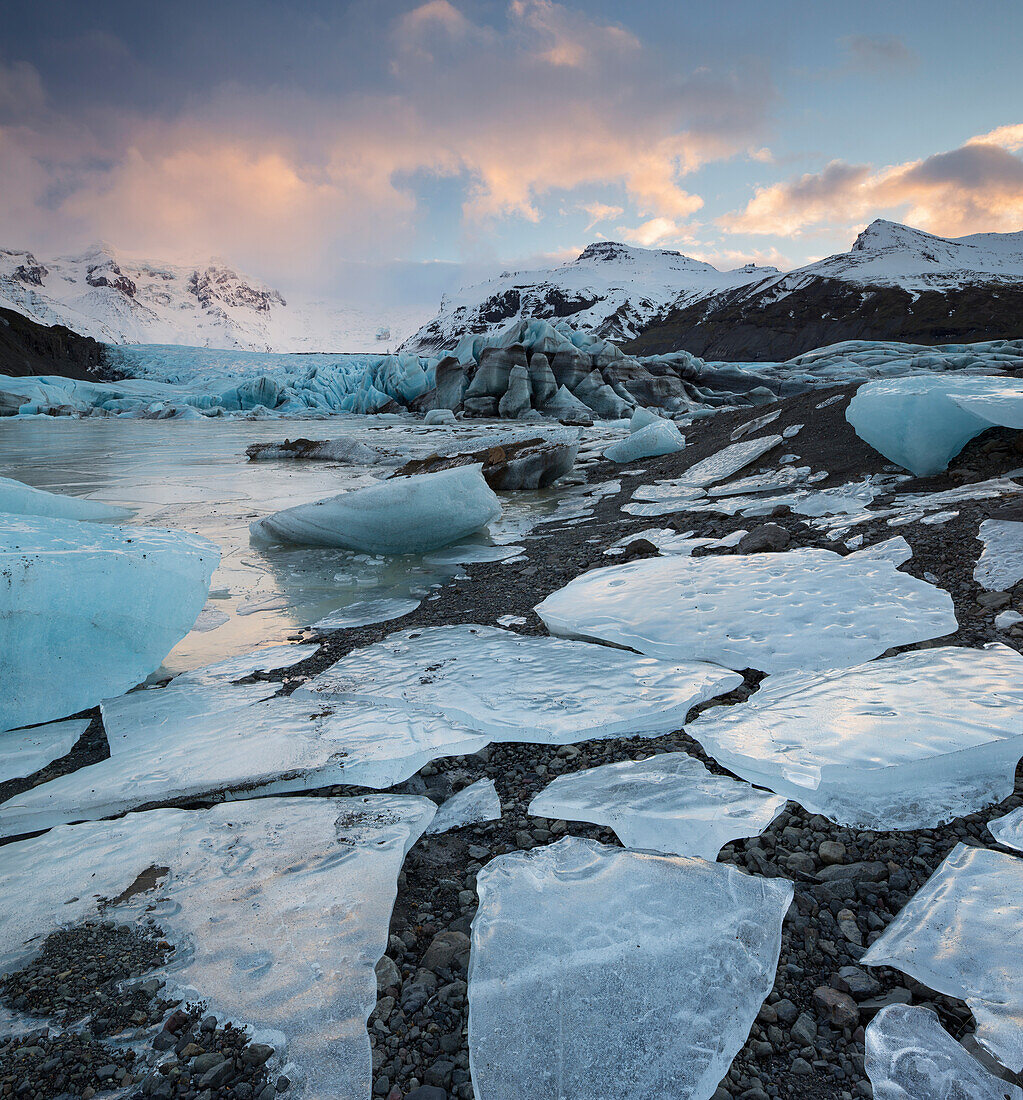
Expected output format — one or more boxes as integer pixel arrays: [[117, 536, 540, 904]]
[[988, 806, 1023, 852], [974, 520, 1023, 591], [686, 645, 1023, 830], [603, 420, 685, 463], [528, 752, 786, 859], [312, 596, 421, 630], [0, 475, 132, 522], [632, 435, 782, 494], [535, 548, 955, 675], [297, 624, 742, 744], [0, 718, 89, 783], [951, 387, 1023, 430], [250, 464, 501, 554], [427, 779, 502, 834], [863, 844, 1023, 1072], [0, 795, 435, 1100], [0, 514, 219, 732], [467, 835, 792, 1100], [865, 1004, 1023, 1100]]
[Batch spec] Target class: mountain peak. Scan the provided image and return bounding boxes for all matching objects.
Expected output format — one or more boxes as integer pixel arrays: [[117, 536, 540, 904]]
[[851, 220, 937, 253]]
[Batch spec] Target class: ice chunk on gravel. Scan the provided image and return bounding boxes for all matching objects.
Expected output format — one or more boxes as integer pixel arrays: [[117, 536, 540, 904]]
[[0, 718, 89, 784], [250, 463, 501, 554], [634, 435, 782, 492], [865, 1004, 1023, 1100], [974, 519, 1023, 591], [848, 535, 913, 567], [313, 596, 421, 630], [863, 844, 1023, 1073], [535, 548, 955, 675], [0, 475, 132, 522], [0, 514, 219, 732], [687, 645, 1023, 830], [467, 835, 792, 1100], [528, 752, 785, 859], [0, 795, 435, 1100], [427, 778, 502, 834], [603, 420, 684, 463], [988, 806, 1023, 852], [297, 624, 742, 744]]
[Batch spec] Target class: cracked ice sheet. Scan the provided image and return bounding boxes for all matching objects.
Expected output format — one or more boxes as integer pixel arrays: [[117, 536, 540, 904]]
[[0, 718, 89, 784], [0, 796, 435, 1100], [634, 435, 783, 495], [974, 520, 1023, 591], [862, 844, 1023, 1073], [426, 779, 501, 835], [535, 549, 955, 675], [686, 645, 1023, 830], [865, 1004, 1023, 1100], [528, 753, 786, 860], [467, 835, 792, 1100], [297, 625, 742, 744]]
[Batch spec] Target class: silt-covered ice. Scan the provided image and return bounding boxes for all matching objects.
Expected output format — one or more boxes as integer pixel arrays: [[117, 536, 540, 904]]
[[467, 835, 792, 1100], [535, 548, 956, 674], [862, 843, 1023, 1073], [427, 778, 502, 834], [0, 796, 435, 1100], [865, 1004, 1022, 1100], [686, 645, 1023, 829], [0, 475, 132, 522], [297, 624, 742, 744], [528, 752, 786, 859], [0, 514, 219, 732], [974, 519, 1023, 591]]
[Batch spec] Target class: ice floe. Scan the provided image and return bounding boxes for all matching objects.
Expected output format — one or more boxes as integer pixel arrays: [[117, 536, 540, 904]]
[[603, 419, 684, 463], [0, 514, 219, 732], [535, 548, 955, 674], [297, 624, 742, 743], [647, 435, 782, 491], [0, 795, 435, 1100], [686, 645, 1023, 830], [0, 718, 90, 784], [528, 752, 786, 859], [250, 464, 501, 554], [312, 596, 421, 630], [862, 843, 1023, 1073], [974, 520, 1023, 591], [467, 835, 792, 1100], [427, 779, 502, 834], [0, 475, 133, 522], [865, 1004, 1023, 1100]]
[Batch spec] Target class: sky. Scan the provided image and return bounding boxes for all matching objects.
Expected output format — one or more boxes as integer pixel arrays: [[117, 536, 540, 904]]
[[2, 0, 1022, 309]]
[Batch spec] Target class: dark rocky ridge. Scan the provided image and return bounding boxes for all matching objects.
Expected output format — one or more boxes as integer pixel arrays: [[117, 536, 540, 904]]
[[0, 306, 115, 381]]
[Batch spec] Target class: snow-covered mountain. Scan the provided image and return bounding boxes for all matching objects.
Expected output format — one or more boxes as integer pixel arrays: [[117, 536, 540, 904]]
[[0, 245, 431, 353], [626, 221, 1023, 361], [400, 241, 778, 354]]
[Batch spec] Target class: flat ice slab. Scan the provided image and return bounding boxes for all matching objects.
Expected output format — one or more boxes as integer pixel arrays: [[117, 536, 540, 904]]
[[250, 464, 501, 554], [974, 520, 1023, 591], [603, 420, 684, 463], [0, 795, 435, 1100], [528, 752, 785, 859], [427, 779, 502, 834], [865, 1004, 1023, 1100], [0, 475, 132, 522], [0, 514, 219, 732], [297, 624, 742, 744], [686, 645, 1023, 830], [313, 596, 421, 630], [535, 548, 956, 675], [0, 718, 89, 784], [630, 435, 782, 498], [988, 806, 1023, 852], [0, 649, 486, 838], [862, 843, 1023, 1073], [467, 835, 792, 1100]]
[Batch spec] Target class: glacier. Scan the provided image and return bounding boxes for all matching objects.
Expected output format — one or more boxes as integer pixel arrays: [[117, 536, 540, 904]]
[[297, 624, 742, 744], [0, 795, 436, 1100], [534, 548, 956, 674], [685, 645, 1023, 830], [467, 835, 792, 1100], [0, 475, 133, 522], [528, 752, 786, 859], [0, 514, 219, 732], [250, 464, 501, 553], [862, 843, 1023, 1073]]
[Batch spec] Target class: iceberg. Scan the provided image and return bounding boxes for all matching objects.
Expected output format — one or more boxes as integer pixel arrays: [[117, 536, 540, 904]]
[[0, 718, 90, 784], [535, 548, 956, 675], [467, 836, 792, 1100], [686, 645, 1023, 830], [427, 778, 502, 834], [603, 420, 684, 463], [0, 795, 435, 1100], [0, 514, 219, 732], [974, 519, 1023, 591], [0, 475, 132, 522], [297, 624, 742, 744], [862, 843, 1023, 1073], [951, 386, 1023, 430], [528, 752, 786, 859], [250, 464, 501, 554], [865, 1004, 1022, 1100]]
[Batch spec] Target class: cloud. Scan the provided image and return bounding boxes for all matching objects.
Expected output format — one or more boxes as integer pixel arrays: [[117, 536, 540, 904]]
[[579, 202, 624, 230], [616, 216, 694, 247], [720, 125, 1023, 239], [841, 34, 918, 72]]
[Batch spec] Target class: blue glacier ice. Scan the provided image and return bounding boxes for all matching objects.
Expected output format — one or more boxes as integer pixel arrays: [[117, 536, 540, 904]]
[[0, 476, 133, 522], [603, 419, 685, 463]]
